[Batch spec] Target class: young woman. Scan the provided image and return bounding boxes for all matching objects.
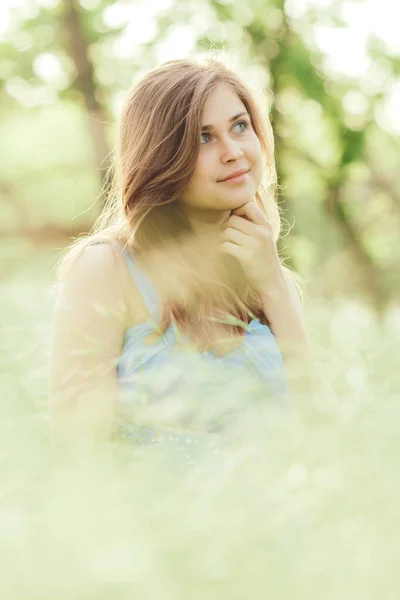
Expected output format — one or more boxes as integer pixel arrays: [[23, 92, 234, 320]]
[[49, 57, 331, 454]]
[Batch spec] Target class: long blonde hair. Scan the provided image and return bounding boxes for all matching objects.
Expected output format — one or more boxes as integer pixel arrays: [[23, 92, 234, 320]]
[[59, 57, 291, 355]]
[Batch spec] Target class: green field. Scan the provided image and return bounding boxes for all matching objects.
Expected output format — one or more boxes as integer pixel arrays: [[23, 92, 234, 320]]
[[1, 240, 399, 599], [1, 0, 399, 592]]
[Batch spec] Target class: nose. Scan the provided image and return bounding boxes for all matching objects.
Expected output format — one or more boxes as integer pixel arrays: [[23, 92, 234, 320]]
[[220, 136, 244, 163]]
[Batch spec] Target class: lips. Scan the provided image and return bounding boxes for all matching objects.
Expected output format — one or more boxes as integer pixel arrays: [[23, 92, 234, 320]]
[[218, 168, 250, 182]]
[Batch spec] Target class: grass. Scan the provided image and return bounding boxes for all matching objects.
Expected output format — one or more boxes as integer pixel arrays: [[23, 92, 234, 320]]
[[1, 240, 399, 599]]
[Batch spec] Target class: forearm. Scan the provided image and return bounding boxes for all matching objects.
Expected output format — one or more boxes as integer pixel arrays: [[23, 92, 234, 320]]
[[259, 277, 335, 405], [261, 286, 313, 361], [49, 372, 118, 447]]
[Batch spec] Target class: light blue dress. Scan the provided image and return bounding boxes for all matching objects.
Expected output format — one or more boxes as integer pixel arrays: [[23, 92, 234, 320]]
[[105, 240, 290, 462]]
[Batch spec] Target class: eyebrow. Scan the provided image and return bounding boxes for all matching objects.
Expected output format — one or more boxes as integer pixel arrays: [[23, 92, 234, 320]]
[[201, 111, 249, 132]]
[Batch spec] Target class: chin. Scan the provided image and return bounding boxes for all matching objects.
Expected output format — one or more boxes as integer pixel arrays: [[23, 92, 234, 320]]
[[221, 193, 255, 210]]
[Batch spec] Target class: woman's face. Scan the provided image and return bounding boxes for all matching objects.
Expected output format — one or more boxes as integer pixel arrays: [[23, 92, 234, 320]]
[[180, 82, 264, 216]]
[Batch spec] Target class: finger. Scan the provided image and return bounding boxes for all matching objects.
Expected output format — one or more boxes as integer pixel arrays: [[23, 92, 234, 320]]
[[231, 201, 269, 226], [224, 215, 256, 235], [222, 226, 249, 246], [219, 240, 245, 259]]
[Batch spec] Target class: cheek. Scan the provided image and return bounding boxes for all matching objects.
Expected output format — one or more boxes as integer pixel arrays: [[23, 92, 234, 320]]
[[183, 157, 213, 202], [251, 136, 263, 162], [186, 158, 216, 197], [249, 139, 264, 181], [194, 154, 214, 182]]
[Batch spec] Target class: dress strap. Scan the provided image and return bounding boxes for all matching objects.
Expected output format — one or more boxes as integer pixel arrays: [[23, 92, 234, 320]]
[[92, 239, 161, 324], [122, 249, 161, 324]]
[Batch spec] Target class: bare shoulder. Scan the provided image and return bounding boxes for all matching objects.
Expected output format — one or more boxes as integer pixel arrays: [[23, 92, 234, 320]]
[[60, 241, 152, 328], [61, 242, 124, 285], [55, 242, 132, 325]]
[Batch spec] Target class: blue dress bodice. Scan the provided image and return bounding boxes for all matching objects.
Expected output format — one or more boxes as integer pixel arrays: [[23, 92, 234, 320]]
[[108, 241, 290, 447]]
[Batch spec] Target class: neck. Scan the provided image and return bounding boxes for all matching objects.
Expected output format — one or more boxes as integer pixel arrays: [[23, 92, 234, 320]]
[[180, 207, 231, 238]]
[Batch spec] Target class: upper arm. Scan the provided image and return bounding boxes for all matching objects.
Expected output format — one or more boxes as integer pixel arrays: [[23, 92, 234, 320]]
[[49, 243, 128, 441]]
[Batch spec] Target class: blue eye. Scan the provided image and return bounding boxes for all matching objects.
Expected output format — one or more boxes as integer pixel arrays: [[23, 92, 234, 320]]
[[200, 132, 211, 144], [200, 120, 250, 145], [234, 120, 249, 132]]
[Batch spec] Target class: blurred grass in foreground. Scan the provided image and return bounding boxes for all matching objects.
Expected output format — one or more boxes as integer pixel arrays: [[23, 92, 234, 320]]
[[1, 241, 399, 599]]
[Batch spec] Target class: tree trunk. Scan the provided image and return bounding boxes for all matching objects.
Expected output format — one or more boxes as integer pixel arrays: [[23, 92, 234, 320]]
[[325, 181, 387, 311], [60, 0, 111, 211]]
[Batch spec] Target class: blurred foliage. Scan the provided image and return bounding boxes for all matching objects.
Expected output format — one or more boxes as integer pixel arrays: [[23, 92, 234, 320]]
[[1, 3, 400, 594], [1, 244, 400, 598], [0, 0, 399, 305]]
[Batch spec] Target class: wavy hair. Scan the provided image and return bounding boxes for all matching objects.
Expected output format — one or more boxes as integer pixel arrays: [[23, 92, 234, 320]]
[[59, 57, 292, 355]]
